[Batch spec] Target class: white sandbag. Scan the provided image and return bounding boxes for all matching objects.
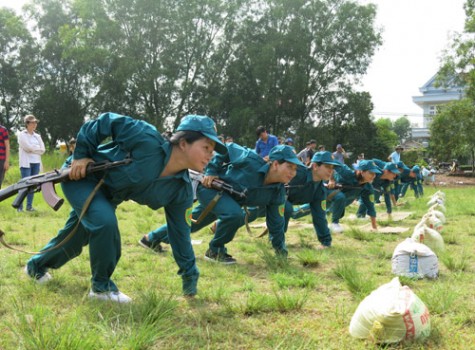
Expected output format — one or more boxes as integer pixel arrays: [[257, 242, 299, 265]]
[[427, 191, 446, 206], [426, 214, 443, 232], [427, 196, 444, 206], [427, 209, 446, 224], [411, 225, 445, 252], [392, 238, 438, 279], [428, 202, 446, 213], [415, 213, 443, 233], [433, 191, 446, 200], [349, 277, 431, 343]]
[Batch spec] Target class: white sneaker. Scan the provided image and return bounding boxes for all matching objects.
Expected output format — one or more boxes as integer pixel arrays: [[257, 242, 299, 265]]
[[88, 290, 132, 303], [330, 223, 344, 233], [24, 266, 53, 284]]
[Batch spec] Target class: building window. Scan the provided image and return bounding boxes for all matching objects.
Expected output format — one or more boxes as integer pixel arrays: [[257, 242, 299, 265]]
[[428, 105, 441, 115]]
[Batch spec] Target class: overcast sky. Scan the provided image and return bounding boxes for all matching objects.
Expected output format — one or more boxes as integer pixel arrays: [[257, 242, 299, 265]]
[[357, 0, 466, 123], [1, 0, 468, 124]]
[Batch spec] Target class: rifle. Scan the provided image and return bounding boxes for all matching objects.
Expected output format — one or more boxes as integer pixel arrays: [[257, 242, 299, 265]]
[[187, 170, 247, 225], [0, 158, 132, 211], [188, 169, 247, 199]]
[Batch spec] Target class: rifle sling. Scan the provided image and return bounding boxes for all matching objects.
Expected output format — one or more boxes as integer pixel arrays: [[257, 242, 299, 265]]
[[191, 192, 222, 225], [243, 206, 252, 234], [0, 176, 105, 255], [326, 189, 341, 202], [256, 228, 269, 238]]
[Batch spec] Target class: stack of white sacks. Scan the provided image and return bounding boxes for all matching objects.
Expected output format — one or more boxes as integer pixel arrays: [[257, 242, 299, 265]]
[[349, 191, 446, 344]]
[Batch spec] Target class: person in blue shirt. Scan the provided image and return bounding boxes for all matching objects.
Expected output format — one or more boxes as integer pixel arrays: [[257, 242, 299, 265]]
[[284, 151, 341, 249], [326, 160, 382, 233], [388, 145, 403, 164], [255, 126, 279, 160], [141, 144, 303, 264], [332, 144, 349, 164], [284, 137, 296, 153], [24, 113, 226, 302], [356, 160, 400, 219]]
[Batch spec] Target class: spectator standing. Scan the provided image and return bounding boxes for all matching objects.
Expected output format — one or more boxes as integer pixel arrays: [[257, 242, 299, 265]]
[[0, 124, 10, 188], [255, 126, 279, 160], [332, 144, 349, 164], [297, 141, 311, 164], [305, 140, 317, 164], [284, 137, 296, 153], [18, 115, 45, 211], [352, 153, 365, 169], [388, 145, 403, 164], [68, 138, 76, 155]]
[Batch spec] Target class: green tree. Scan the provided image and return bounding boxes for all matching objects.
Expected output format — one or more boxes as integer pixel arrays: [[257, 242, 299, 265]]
[[216, 0, 382, 144], [438, 0, 475, 100], [25, 0, 88, 148], [374, 118, 398, 159], [4, 0, 382, 147], [392, 116, 411, 143], [56, 0, 242, 129], [0, 8, 38, 129], [338, 92, 384, 161], [430, 99, 475, 172]]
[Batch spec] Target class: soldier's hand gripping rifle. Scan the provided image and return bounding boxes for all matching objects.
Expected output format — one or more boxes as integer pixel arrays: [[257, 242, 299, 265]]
[[188, 169, 247, 199], [188, 169, 247, 225], [0, 158, 132, 211]]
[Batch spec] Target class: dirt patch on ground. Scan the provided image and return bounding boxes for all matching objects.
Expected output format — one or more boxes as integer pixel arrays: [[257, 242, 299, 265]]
[[433, 172, 475, 187]]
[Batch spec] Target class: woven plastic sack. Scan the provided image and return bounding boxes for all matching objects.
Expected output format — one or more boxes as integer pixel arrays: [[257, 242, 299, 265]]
[[415, 213, 443, 233], [427, 191, 445, 207], [411, 225, 445, 252], [427, 209, 446, 224], [428, 202, 446, 213], [392, 238, 438, 279], [349, 277, 431, 344]]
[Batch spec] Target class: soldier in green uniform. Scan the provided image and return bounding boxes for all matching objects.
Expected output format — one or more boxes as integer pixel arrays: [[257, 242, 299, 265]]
[[25, 113, 226, 302], [141, 144, 303, 264], [326, 160, 381, 233], [356, 159, 400, 219], [283, 151, 341, 249], [399, 165, 421, 199]]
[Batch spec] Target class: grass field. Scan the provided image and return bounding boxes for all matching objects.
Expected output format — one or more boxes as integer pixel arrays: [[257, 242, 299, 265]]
[[1, 157, 474, 349]]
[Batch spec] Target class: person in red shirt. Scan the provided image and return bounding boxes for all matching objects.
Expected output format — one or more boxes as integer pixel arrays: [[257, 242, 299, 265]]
[[0, 125, 10, 188]]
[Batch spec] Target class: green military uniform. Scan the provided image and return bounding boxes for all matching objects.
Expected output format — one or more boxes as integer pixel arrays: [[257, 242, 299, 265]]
[[147, 144, 303, 260], [26, 113, 225, 296], [399, 165, 421, 198], [357, 159, 400, 217], [327, 160, 381, 224], [284, 151, 341, 247]]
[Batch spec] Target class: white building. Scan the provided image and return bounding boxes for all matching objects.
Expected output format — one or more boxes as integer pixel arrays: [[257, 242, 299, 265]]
[[411, 74, 465, 144]]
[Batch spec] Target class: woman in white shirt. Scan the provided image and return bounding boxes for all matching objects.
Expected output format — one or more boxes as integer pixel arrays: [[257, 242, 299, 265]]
[[18, 115, 45, 212]]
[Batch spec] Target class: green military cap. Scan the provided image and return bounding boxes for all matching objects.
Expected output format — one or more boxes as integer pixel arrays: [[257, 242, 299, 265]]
[[177, 115, 227, 154]]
